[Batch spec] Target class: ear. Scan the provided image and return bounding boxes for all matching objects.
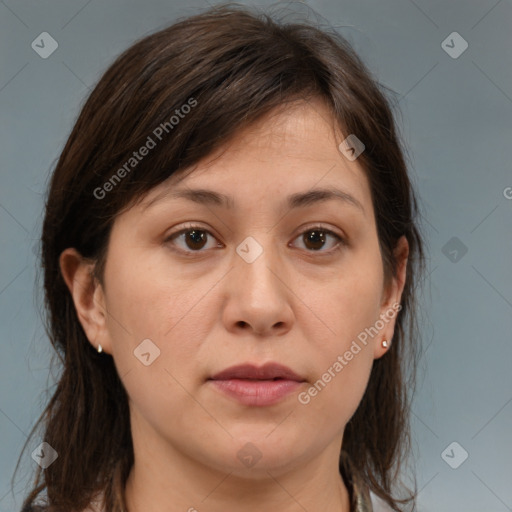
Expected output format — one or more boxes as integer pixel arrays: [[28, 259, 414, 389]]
[[59, 248, 112, 354], [374, 235, 409, 359]]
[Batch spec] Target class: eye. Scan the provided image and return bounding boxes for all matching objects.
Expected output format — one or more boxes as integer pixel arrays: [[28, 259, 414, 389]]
[[164, 224, 346, 255], [291, 225, 346, 254], [165, 224, 221, 254]]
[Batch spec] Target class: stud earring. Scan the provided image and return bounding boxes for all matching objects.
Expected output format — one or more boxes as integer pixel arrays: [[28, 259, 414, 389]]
[[97, 344, 103, 353], [382, 340, 389, 349]]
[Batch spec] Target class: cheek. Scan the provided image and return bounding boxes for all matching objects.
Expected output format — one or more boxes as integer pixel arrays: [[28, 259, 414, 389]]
[[104, 265, 207, 439], [297, 245, 383, 416], [309, 252, 384, 346], [298, 336, 374, 436], [103, 249, 220, 394], [104, 248, 204, 342]]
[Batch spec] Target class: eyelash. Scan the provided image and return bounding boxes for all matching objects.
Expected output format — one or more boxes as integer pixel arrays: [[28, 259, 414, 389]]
[[164, 223, 346, 257]]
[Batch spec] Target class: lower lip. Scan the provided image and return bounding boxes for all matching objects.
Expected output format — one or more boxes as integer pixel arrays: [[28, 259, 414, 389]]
[[209, 378, 303, 406]]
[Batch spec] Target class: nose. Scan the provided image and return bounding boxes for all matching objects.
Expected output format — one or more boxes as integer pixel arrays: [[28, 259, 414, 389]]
[[222, 237, 294, 338]]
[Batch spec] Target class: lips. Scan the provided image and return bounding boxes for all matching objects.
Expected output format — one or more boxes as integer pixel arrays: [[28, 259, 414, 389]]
[[208, 363, 306, 406], [209, 362, 305, 382]]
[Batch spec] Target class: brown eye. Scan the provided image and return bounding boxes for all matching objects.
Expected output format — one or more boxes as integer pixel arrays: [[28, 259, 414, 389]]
[[293, 227, 345, 254], [182, 229, 209, 250], [165, 224, 345, 256], [303, 229, 327, 251], [166, 225, 221, 253]]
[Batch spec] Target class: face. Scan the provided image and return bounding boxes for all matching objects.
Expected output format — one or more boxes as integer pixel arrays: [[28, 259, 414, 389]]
[[62, 98, 408, 480]]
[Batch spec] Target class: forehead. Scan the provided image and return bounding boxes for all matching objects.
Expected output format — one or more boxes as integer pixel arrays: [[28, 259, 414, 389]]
[[138, 98, 373, 216]]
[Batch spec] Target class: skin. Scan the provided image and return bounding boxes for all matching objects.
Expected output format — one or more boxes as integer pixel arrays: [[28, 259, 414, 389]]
[[61, 97, 408, 512]]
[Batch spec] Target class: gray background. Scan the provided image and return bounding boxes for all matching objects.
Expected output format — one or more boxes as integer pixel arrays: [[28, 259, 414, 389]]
[[1, 1, 511, 511]]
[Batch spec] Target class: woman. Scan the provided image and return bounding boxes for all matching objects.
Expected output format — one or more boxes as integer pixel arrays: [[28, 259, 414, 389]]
[[16, 3, 426, 511]]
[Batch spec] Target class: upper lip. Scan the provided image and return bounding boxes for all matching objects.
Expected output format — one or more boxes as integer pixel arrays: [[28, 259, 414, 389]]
[[209, 363, 305, 382]]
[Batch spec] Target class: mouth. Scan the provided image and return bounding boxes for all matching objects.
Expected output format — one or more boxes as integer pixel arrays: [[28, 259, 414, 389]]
[[207, 362, 306, 406]]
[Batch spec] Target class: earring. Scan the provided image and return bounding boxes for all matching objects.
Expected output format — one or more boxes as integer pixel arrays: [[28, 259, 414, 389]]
[[97, 344, 103, 353], [382, 340, 389, 349]]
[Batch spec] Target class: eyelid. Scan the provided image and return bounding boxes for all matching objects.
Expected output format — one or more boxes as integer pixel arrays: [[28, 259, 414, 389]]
[[292, 222, 346, 243]]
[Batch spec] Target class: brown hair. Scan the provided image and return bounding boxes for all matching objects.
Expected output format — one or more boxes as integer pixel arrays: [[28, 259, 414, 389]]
[[15, 3, 426, 511]]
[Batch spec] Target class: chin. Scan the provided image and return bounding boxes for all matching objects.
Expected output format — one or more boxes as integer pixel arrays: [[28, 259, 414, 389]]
[[228, 435, 306, 474]]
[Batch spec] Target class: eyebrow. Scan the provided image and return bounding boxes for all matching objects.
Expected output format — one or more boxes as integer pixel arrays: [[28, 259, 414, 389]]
[[144, 186, 365, 215]]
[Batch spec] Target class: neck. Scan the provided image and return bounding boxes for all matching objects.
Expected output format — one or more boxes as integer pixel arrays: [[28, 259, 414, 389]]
[[124, 439, 351, 512]]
